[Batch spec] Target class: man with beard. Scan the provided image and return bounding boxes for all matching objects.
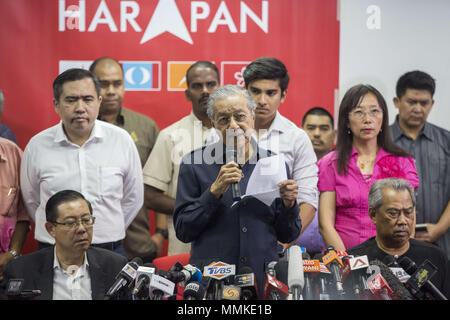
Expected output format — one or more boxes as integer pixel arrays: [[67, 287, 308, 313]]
[[0, 190, 128, 300], [143, 61, 220, 255], [20, 69, 143, 256], [347, 178, 450, 299], [390, 70, 450, 259]]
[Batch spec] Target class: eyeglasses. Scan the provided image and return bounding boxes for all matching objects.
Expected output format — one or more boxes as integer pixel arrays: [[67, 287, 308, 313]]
[[349, 108, 383, 119], [52, 216, 96, 229]]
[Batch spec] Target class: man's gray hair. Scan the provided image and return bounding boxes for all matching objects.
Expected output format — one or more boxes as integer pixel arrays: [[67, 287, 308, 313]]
[[206, 85, 256, 120], [368, 178, 416, 211]]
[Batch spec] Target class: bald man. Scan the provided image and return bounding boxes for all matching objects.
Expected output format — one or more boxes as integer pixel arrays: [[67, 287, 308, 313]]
[[90, 57, 167, 263]]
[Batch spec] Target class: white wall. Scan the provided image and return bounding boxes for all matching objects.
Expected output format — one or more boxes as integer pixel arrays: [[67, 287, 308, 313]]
[[339, 0, 450, 130]]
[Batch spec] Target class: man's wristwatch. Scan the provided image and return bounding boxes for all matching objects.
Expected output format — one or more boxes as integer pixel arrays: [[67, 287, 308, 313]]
[[8, 249, 19, 259], [155, 228, 168, 239]]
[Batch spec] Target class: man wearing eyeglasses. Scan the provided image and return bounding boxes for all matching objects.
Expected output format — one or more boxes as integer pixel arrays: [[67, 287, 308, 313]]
[[0, 190, 128, 300]]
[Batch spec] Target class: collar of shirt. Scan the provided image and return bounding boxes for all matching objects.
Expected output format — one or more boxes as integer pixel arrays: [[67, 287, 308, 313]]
[[350, 145, 390, 163], [214, 138, 270, 165], [54, 120, 104, 145], [0, 148, 6, 162], [97, 107, 126, 126], [391, 115, 434, 142], [53, 247, 89, 277], [258, 111, 285, 139], [189, 111, 220, 145]]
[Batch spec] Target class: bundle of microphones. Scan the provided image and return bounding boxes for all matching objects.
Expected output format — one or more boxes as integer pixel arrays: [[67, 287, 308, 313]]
[[7, 245, 446, 300]]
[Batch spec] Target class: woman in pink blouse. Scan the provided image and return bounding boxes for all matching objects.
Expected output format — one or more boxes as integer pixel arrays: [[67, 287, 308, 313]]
[[318, 84, 419, 251]]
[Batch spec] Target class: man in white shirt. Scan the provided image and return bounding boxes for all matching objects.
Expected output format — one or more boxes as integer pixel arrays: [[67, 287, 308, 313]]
[[0, 190, 128, 300], [143, 61, 220, 255], [243, 57, 319, 249], [20, 68, 143, 255]]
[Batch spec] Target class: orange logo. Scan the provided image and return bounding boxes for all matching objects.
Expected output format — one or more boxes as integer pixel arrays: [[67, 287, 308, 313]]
[[167, 61, 195, 91]]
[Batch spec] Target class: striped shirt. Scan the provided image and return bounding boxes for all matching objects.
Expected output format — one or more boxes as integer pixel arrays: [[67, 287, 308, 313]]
[[390, 117, 450, 259]]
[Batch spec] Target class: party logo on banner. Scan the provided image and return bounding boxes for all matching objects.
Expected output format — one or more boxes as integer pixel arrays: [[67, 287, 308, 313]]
[[122, 61, 161, 91], [167, 61, 195, 91], [221, 61, 250, 86]]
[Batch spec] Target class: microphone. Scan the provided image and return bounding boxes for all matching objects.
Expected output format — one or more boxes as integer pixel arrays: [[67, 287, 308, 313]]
[[287, 245, 304, 300], [342, 255, 370, 299], [203, 261, 236, 300], [234, 267, 258, 300], [369, 260, 414, 300], [322, 246, 345, 298], [183, 281, 206, 300], [226, 146, 241, 201], [302, 254, 320, 300], [104, 257, 142, 300], [132, 263, 157, 299], [149, 270, 176, 300], [383, 255, 411, 283], [398, 256, 447, 300], [6, 279, 41, 300], [220, 285, 242, 300]]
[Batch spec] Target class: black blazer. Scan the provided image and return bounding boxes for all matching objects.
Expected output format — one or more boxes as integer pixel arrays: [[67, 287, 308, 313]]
[[0, 246, 127, 300]]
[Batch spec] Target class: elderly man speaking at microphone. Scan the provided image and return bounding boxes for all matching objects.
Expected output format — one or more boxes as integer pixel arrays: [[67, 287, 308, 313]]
[[173, 85, 301, 299]]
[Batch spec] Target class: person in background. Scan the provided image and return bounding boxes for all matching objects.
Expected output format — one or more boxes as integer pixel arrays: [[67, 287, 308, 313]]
[[347, 178, 449, 299], [0, 190, 128, 300], [390, 70, 450, 259], [0, 137, 30, 281], [90, 57, 166, 262], [243, 57, 318, 250], [0, 90, 18, 144], [318, 84, 419, 251], [142, 61, 220, 256], [297, 106, 336, 255], [20, 68, 143, 256]]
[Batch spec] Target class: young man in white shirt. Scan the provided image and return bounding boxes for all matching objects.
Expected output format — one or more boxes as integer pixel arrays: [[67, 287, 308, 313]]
[[243, 57, 319, 248], [20, 68, 143, 256]]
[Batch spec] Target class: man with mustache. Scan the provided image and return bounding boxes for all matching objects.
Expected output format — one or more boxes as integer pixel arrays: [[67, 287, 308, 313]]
[[20, 68, 143, 256], [243, 57, 318, 252], [143, 61, 220, 255], [347, 178, 450, 299], [90, 57, 166, 263], [390, 70, 450, 260], [0, 190, 128, 300]]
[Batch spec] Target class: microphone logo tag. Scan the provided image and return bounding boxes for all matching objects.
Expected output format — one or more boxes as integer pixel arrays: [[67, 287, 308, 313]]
[[203, 261, 236, 280]]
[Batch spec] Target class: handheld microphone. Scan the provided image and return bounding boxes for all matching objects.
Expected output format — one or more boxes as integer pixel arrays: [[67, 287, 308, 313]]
[[287, 245, 304, 300], [234, 266, 258, 300], [132, 263, 157, 299], [398, 256, 447, 300], [322, 246, 345, 298], [220, 285, 242, 300], [149, 270, 176, 300], [342, 255, 370, 299], [104, 257, 142, 300], [203, 261, 236, 300], [226, 146, 241, 201], [302, 255, 320, 300], [369, 260, 413, 300], [183, 281, 205, 300]]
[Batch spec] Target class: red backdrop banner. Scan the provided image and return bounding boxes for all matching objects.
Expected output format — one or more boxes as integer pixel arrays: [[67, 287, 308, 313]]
[[0, 0, 339, 149]]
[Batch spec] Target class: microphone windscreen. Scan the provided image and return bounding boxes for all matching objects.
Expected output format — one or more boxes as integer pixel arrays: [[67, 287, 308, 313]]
[[369, 260, 414, 300], [288, 245, 304, 288]]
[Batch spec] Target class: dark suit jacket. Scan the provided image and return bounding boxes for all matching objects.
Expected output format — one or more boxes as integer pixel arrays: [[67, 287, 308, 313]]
[[0, 246, 127, 300]]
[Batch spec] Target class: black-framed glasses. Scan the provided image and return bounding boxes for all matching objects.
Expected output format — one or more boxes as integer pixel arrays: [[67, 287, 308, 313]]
[[52, 216, 96, 229]]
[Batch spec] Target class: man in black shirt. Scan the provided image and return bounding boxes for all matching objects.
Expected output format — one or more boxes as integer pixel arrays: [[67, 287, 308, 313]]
[[347, 178, 450, 299]]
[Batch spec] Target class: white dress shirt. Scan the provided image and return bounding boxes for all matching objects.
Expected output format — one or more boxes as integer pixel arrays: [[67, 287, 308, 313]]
[[257, 111, 319, 209], [20, 120, 144, 244], [52, 248, 92, 300]]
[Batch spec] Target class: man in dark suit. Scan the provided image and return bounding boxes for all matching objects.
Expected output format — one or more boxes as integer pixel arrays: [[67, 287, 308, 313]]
[[0, 190, 128, 300]]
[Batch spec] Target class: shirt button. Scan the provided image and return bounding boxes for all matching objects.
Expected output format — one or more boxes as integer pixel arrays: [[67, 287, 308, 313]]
[[242, 227, 247, 233], [240, 257, 247, 263]]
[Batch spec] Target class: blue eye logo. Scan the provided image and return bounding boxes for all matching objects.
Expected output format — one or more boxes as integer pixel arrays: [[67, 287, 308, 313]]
[[123, 62, 158, 91]]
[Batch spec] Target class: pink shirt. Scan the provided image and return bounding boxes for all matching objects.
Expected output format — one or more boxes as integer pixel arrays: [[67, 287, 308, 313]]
[[0, 137, 29, 253], [318, 147, 419, 250]]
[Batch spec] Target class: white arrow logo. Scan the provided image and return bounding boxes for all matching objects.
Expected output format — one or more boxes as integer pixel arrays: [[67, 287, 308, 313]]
[[140, 0, 193, 45]]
